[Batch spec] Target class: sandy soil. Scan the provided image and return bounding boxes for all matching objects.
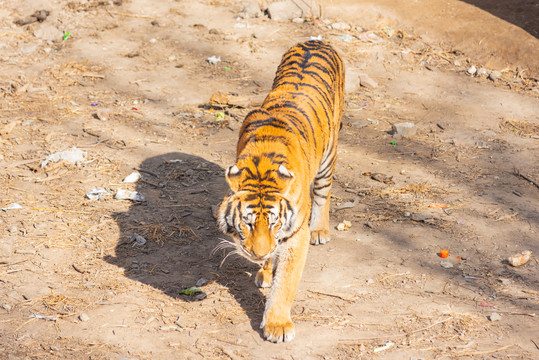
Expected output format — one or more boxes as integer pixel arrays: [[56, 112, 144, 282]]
[[1, 1, 538, 359]]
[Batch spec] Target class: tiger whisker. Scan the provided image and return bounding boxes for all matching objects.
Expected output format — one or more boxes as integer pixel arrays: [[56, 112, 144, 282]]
[[211, 238, 239, 256], [219, 249, 241, 268]]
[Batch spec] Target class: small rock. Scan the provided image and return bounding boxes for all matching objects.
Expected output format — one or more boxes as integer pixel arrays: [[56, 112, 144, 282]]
[[440, 260, 454, 269], [477, 67, 488, 76], [488, 71, 502, 81], [79, 313, 90, 322], [392, 122, 417, 138], [266, 1, 302, 21], [365, 221, 374, 229], [403, 212, 411, 217], [194, 292, 207, 301], [8, 225, 18, 233], [366, 279, 375, 285], [331, 22, 351, 31], [351, 119, 367, 128], [195, 278, 208, 287], [96, 108, 112, 121], [358, 73, 378, 89], [488, 312, 501, 322], [292, 17, 304, 23], [2, 304, 12, 311], [467, 65, 477, 75], [34, 25, 63, 42], [241, 2, 262, 18], [411, 213, 433, 222]]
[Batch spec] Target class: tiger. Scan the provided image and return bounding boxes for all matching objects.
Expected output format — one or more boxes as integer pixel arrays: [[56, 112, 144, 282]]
[[217, 40, 345, 343]]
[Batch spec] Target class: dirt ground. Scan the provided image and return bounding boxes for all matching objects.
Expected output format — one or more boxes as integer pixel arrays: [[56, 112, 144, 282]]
[[1, 0, 538, 359]]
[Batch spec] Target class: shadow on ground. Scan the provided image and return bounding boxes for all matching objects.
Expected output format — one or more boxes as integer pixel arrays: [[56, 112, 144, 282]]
[[462, 0, 538, 38], [104, 152, 265, 335]]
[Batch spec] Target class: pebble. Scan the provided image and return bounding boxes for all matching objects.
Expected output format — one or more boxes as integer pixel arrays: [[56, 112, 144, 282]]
[[266, 1, 302, 21], [195, 278, 208, 287], [96, 108, 112, 121], [292, 17, 304, 23], [8, 225, 18, 233], [351, 119, 368, 128], [440, 260, 454, 269], [477, 67, 488, 76], [488, 71, 501, 81], [2, 304, 12, 311], [392, 122, 417, 138], [79, 313, 90, 322], [467, 65, 477, 75], [331, 22, 351, 31], [403, 212, 411, 217], [241, 2, 262, 18], [358, 73, 378, 89], [34, 25, 63, 41], [366, 279, 375, 285], [488, 312, 501, 322]]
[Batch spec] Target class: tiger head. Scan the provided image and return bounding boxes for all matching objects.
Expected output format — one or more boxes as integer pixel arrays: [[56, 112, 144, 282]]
[[217, 158, 297, 262]]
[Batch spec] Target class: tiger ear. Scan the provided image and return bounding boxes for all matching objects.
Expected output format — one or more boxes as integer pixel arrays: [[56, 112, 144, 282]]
[[225, 164, 241, 192], [277, 164, 294, 193], [277, 164, 293, 179]]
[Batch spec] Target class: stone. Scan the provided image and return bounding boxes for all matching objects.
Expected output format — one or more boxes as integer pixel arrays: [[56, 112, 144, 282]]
[[241, 2, 262, 18], [488, 312, 501, 321], [331, 22, 351, 31], [392, 122, 417, 138], [34, 25, 63, 42], [477, 67, 488, 77], [488, 71, 502, 81], [467, 65, 477, 75], [195, 278, 207, 287], [79, 313, 90, 322], [440, 260, 454, 269], [358, 73, 378, 89], [266, 1, 302, 21], [351, 119, 367, 128]]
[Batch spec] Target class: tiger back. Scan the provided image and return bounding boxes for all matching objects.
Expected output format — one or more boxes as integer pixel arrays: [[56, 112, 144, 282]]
[[217, 40, 344, 343]]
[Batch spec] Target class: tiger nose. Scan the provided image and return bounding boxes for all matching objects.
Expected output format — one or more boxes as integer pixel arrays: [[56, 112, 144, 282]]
[[251, 249, 266, 258]]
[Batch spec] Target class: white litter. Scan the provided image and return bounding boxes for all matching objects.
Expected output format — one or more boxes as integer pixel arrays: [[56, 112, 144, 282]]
[[115, 189, 145, 201], [130, 234, 147, 247], [310, 35, 322, 41], [207, 56, 221, 65], [373, 341, 394, 353], [1, 203, 22, 211], [41, 147, 87, 167], [122, 171, 141, 183], [86, 187, 110, 201]]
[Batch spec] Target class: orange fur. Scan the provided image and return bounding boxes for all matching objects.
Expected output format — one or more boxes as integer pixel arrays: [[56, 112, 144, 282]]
[[217, 40, 344, 342]]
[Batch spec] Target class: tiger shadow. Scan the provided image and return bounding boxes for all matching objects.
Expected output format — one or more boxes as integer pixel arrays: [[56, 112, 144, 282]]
[[105, 152, 265, 334]]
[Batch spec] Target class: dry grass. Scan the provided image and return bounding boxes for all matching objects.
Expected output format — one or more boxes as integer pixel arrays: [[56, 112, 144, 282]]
[[500, 119, 539, 137], [126, 221, 198, 245]]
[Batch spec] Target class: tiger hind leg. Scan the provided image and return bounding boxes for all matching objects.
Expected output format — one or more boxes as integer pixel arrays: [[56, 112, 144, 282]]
[[309, 156, 336, 245]]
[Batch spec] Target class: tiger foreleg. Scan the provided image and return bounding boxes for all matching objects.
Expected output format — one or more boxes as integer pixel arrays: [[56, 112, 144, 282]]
[[255, 258, 273, 288], [261, 224, 309, 342]]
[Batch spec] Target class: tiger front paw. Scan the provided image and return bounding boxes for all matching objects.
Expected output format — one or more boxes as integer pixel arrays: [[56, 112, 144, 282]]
[[310, 229, 330, 245], [255, 266, 272, 288], [262, 319, 295, 343]]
